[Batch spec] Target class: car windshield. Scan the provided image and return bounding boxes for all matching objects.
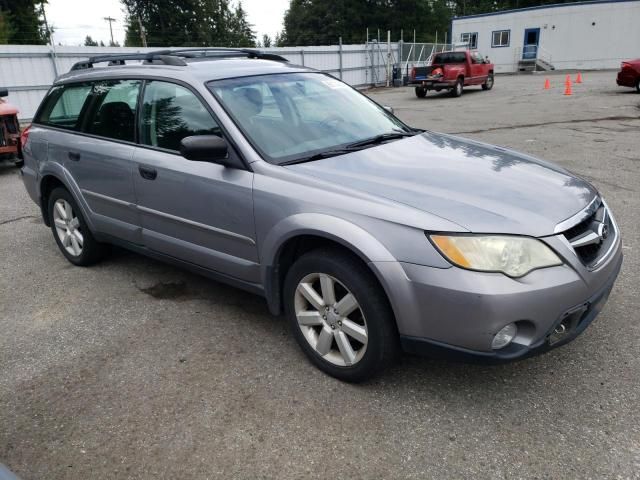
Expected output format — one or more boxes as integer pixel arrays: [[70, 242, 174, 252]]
[[207, 72, 412, 164]]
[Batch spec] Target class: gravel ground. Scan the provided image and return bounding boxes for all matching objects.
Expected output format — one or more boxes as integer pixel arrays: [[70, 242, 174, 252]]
[[1, 70, 639, 479]]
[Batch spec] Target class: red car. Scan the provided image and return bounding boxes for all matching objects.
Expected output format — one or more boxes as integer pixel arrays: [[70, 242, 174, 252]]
[[409, 50, 494, 98], [617, 58, 640, 92]]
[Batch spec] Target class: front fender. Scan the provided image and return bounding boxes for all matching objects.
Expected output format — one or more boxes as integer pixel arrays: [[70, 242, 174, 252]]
[[259, 213, 398, 315], [261, 212, 396, 269]]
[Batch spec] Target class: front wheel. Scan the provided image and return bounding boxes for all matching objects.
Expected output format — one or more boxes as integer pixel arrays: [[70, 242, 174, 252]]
[[284, 249, 399, 382], [415, 86, 427, 98], [48, 187, 109, 266], [451, 78, 464, 97], [482, 73, 494, 90]]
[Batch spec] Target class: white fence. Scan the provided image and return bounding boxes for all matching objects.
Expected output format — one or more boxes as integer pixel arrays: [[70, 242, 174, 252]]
[[0, 43, 402, 121]]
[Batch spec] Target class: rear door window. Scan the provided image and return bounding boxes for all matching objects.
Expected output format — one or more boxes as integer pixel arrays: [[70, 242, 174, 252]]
[[35, 84, 92, 130], [83, 80, 141, 142], [140, 81, 221, 152]]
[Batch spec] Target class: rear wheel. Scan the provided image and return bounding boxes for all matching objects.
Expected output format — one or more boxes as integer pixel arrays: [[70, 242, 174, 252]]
[[451, 78, 464, 97], [415, 86, 427, 98], [284, 249, 399, 382], [482, 73, 494, 90], [48, 187, 108, 266]]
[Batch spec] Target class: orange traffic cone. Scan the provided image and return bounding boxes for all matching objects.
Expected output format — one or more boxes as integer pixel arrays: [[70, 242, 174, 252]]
[[565, 74, 571, 85], [564, 79, 573, 96], [575, 72, 583, 83], [544, 78, 551, 89]]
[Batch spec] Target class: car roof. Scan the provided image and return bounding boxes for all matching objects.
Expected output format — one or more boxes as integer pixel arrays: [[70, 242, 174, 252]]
[[55, 57, 314, 86]]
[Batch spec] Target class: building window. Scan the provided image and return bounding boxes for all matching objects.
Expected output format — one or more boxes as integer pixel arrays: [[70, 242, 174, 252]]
[[460, 32, 478, 49], [492, 30, 510, 48]]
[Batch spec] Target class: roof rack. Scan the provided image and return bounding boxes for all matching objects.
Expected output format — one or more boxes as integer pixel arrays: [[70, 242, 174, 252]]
[[70, 48, 288, 71]]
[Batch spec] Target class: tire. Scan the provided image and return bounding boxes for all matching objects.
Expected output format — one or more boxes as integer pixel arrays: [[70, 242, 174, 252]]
[[415, 86, 427, 98], [283, 249, 399, 382], [48, 187, 109, 266], [636, 79, 639, 93], [482, 73, 494, 91], [451, 78, 464, 97]]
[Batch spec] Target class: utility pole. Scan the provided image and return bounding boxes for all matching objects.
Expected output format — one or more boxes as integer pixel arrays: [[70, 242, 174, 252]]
[[40, 2, 58, 76], [40, 2, 52, 44], [103, 16, 116, 45], [137, 16, 148, 47]]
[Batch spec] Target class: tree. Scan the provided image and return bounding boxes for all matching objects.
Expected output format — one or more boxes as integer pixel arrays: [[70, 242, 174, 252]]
[[228, 1, 256, 47], [0, 9, 13, 44], [122, 0, 256, 47], [0, 0, 49, 44], [84, 35, 99, 46], [261, 34, 271, 48]]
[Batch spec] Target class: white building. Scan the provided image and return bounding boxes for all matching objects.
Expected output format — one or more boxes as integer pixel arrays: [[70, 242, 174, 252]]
[[451, 0, 640, 73]]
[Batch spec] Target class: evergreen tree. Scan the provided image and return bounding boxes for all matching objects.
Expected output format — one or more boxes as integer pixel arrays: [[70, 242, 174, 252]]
[[0, 9, 13, 44], [122, 0, 256, 47], [261, 34, 271, 48], [0, 0, 48, 44], [84, 35, 99, 46]]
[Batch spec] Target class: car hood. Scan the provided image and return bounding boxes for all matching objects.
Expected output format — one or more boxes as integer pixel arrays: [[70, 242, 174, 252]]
[[285, 132, 597, 237]]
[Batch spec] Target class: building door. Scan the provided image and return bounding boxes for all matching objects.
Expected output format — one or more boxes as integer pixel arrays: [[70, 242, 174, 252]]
[[522, 28, 540, 59]]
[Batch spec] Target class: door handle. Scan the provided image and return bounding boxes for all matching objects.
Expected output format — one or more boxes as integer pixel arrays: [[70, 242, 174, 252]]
[[68, 151, 81, 161], [138, 165, 157, 180]]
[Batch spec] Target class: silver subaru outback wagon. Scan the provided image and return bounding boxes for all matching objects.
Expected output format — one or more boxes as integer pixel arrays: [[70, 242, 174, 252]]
[[20, 49, 622, 382]]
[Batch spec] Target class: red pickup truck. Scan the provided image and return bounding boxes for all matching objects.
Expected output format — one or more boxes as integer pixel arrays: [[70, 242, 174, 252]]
[[410, 51, 494, 98]]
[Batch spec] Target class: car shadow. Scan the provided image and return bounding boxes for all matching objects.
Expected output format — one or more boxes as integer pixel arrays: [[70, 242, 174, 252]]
[[0, 161, 19, 176], [417, 88, 486, 101]]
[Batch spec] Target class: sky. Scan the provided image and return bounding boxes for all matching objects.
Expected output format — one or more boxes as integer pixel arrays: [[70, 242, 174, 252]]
[[46, 0, 289, 46]]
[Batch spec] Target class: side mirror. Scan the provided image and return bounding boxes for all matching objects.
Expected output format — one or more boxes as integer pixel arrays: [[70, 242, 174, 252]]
[[0, 88, 8, 97], [180, 135, 230, 165], [383, 105, 394, 115]]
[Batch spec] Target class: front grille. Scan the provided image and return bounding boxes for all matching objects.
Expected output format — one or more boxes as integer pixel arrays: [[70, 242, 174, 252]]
[[561, 200, 616, 268]]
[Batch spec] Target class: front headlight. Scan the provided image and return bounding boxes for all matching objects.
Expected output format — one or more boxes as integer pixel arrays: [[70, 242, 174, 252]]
[[430, 234, 562, 277]]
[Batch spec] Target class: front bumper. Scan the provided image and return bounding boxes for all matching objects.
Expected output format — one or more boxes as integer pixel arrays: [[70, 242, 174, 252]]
[[371, 232, 623, 363], [616, 71, 637, 88]]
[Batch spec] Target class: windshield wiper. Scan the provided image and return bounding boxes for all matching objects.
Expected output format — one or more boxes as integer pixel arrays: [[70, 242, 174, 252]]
[[346, 130, 419, 149], [280, 148, 359, 165], [281, 130, 422, 166]]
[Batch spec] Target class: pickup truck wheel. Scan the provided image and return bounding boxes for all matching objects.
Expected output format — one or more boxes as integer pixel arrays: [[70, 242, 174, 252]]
[[451, 78, 464, 97], [284, 249, 399, 382], [48, 187, 109, 266], [482, 73, 494, 91], [415, 86, 427, 98]]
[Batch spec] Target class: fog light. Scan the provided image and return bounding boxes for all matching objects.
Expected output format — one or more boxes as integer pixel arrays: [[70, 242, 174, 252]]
[[492, 323, 517, 350]]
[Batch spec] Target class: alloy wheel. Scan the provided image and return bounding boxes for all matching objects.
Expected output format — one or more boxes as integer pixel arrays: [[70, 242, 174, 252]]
[[294, 273, 368, 367], [53, 199, 83, 256]]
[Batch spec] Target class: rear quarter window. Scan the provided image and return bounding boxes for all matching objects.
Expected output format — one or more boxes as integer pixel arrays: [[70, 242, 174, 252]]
[[35, 84, 92, 130]]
